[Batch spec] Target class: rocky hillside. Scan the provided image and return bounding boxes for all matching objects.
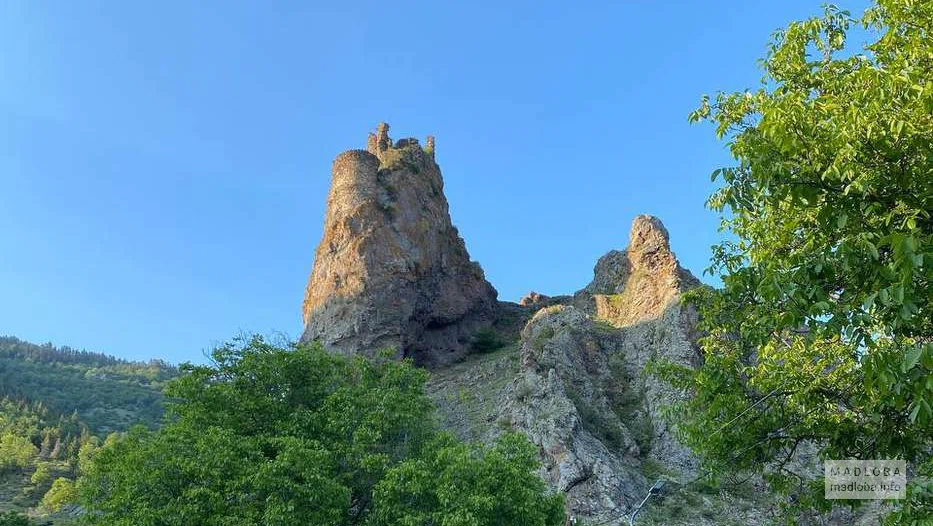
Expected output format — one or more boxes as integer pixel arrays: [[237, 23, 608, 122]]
[[425, 215, 773, 525], [299, 124, 874, 525]]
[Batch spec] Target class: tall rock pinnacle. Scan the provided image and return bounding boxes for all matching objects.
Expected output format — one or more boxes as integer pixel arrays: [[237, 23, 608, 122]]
[[300, 123, 498, 366]]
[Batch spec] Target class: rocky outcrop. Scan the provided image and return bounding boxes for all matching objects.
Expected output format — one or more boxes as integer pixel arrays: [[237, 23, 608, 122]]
[[518, 291, 573, 309], [575, 214, 700, 325], [299, 125, 868, 524], [579, 216, 703, 477], [498, 306, 648, 522], [495, 216, 704, 523], [300, 123, 498, 367], [519, 291, 550, 307]]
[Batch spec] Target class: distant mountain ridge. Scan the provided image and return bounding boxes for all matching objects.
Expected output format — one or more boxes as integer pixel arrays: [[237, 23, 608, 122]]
[[0, 336, 171, 371], [0, 336, 178, 433]]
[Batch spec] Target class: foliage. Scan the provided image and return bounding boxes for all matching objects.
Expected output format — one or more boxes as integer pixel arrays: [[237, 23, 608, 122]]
[[0, 433, 38, 473], [0, 512, 34, 526], [369, 432, 565, 526], [41, 478, 77, 513], [470, 328, 506, 354], [665, 0, 932, 522], [0, 396, 102, 522], [0, 336, 174, 520], [75, 438, 101, 476], [0, 336, 178, 433], [29, 462, 52, 487], [78, 336, 563, 525]]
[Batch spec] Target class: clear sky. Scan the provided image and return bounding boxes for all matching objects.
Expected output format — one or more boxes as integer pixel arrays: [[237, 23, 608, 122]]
[[1, 1, 870, 363]]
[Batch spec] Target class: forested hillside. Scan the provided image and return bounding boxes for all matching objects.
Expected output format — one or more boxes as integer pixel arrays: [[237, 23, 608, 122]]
[[0, 337, 177, 433], [0, 398, 94, 524], [0, 337, 179, 524]]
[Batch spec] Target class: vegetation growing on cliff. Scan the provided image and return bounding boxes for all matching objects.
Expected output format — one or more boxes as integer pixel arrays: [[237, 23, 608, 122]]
[[660, 0, 932, 522]]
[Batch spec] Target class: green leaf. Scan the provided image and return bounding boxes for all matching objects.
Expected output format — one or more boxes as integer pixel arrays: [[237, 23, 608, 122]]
[[903, 345, 923, 373], [865, 241, 879, 260]]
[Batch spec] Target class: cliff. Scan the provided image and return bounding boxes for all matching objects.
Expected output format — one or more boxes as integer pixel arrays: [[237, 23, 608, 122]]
[[298, 124, 857, 524], [300, 123, 498, 367]]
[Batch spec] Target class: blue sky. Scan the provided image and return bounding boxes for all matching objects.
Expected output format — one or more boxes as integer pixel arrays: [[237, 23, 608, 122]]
[[0, 1, 870, 363]]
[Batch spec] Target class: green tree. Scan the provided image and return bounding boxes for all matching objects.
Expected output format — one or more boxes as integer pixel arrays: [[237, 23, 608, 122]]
[[662, 0, 931, 522], [76, 436, 101, 475], [30, 461, 53, 487], [369, 432, 565, 526], [78, 337, 564, 525], [0, 512, 34, 526], [0, 431, 38, 472], [41, 477, 77, 513]]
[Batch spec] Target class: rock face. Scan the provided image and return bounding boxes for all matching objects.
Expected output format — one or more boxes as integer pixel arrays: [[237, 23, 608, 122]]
[[301, 127, 706, 518], [499, 306, 647, 521], [519, 291, 550, 307], [574, 214, 700, 325], [299, 127, 867, 524], [497, 215, 704, 523], [300, 123, 498, 367]]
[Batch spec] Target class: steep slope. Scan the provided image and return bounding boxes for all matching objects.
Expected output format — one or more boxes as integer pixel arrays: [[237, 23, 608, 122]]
[[300, 123, 498, 367], [0, 337, 178, 525], [489, 215, 708, 523]]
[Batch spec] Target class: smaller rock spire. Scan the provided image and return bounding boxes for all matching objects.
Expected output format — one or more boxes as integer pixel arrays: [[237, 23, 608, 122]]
[[425, 135, 436, 158], [628, 214, 672, 267], [367, 122, 392, 155], [575, 214, 700, 327]]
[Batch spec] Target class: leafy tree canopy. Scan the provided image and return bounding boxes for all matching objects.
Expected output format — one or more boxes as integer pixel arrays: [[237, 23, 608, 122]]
[[78, 337, 564, 526], [0, 432, 39, 473], [41, 477, 78, 513], [370, 432, 564, 526], [0, 512, 34, 526], [662, 0, 931, 522]]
